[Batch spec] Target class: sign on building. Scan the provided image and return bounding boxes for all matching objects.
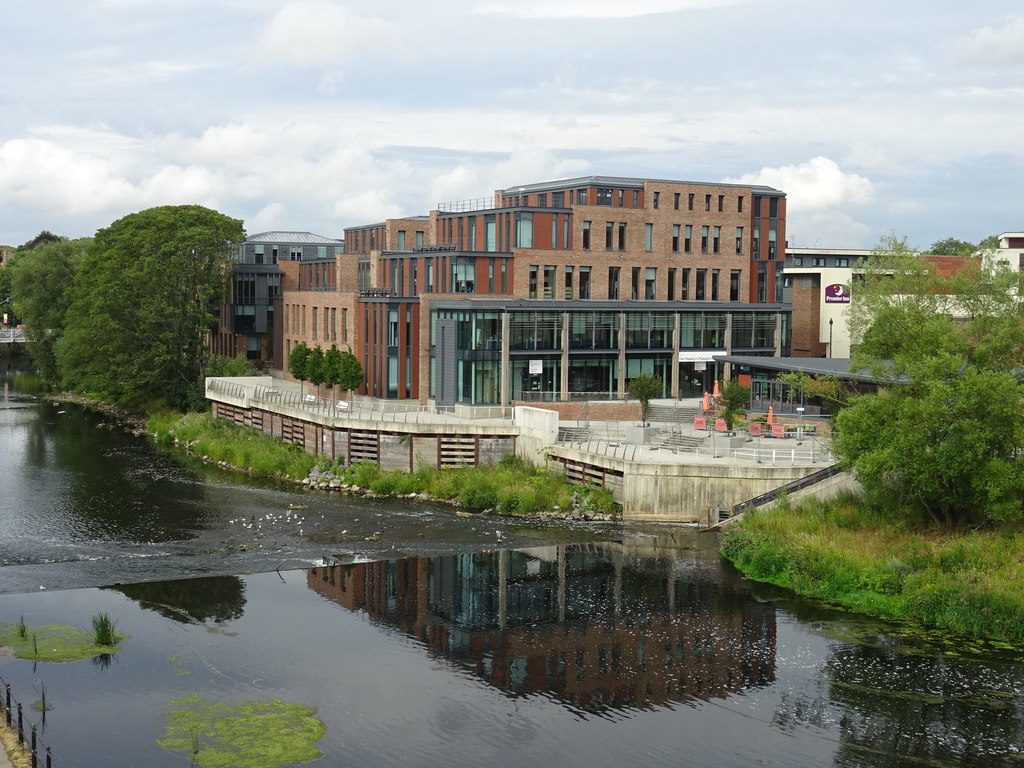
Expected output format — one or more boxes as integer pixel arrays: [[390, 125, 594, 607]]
[[824, 284, 851, 303]]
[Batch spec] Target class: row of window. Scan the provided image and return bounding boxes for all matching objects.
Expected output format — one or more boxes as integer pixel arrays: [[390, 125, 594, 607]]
[[790, 256, 850, 267], [580, 221, 744, 255], [381, 256, 512, 296], [247, 244, 342, 264], [527, 265, 743, 302], [283, 303, 348, 344]]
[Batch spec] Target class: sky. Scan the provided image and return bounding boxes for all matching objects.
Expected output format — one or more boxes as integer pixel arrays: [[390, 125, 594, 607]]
[[1, 0, 1022, 250]]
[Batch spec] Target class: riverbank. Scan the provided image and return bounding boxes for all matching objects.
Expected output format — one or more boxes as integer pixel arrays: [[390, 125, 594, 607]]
[[148, 411, 621, 520], [0, 725, 29, 768], [719, 491, 1024, 644]]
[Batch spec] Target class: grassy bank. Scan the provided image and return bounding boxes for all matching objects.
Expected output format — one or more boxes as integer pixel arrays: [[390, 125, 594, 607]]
[[148, 411, 619, 517], [719, 492, 1024, 643]]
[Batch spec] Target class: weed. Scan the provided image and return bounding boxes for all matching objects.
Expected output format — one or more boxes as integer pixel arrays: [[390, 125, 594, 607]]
[[16, 615, 27, 639], [91, 612, 120, 646]]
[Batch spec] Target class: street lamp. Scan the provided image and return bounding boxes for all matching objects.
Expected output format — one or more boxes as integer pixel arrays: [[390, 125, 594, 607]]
[[796, 406, 805, 445], [828, 318, 833, 358]]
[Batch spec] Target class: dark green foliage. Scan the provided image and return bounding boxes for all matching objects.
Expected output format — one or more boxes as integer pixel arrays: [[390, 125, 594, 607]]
[[323, 344, 343, 389], [7, 237, 89, 384], [305, 345, 325, 394], [180, 354, 259, 413], [840, 235, 1024, 527], [288, 342, 310, 384], [715, 380, 750, 430], [929, 237, 977, 256], [17, 230, 62, 252], [720, 493, 1024, 642], [626, 372, 662, 425], [337, 348, 363, 392], [56, 206, 244, 410]]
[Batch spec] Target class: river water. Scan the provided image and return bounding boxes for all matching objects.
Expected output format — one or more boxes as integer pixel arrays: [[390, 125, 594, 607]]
[[1, 365, 1022, 767]]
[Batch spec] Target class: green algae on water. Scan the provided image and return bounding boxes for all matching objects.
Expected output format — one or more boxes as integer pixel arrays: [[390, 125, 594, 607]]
[[0, 622, 124, 662], [158, 693, 326, 768]]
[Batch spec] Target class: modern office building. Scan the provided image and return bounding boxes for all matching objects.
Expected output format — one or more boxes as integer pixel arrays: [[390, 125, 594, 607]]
[[211, 230, 343, 367], [282, 175, 792, 406]]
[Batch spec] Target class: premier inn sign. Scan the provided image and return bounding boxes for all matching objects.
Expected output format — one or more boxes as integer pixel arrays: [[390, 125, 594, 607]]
[[824, 283, 851, 303]]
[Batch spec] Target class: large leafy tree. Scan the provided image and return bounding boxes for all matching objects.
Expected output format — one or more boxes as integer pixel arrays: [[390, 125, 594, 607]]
[[834, 234, 1024, 527], [8, 237, 90, 384], [56, 206, 244, 409]]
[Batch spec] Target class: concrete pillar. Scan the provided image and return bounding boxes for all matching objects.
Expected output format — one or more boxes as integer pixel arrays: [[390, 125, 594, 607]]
[[560, 312, 570, 401], [500, 312, 510, 406], [617, 311, 627, 397], [722, 313, 733, 381], [774, 312, 783, 357], [670, 313, 681, 398]]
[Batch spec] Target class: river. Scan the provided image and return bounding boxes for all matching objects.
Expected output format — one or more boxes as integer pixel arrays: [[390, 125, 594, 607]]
[[1, 364, 1022, 767]]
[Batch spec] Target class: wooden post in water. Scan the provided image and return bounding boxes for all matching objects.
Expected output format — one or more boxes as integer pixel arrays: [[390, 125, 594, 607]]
[[17, 702, 23, 744]]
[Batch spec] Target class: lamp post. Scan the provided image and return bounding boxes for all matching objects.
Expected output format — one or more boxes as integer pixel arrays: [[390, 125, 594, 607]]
[[796, 406, 805, 445], [828, 318, 833, 358]]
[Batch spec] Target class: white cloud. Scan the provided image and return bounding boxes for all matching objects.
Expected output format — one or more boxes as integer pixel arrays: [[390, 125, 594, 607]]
[[725, 156, 873, 211], [476, 0, 750, 20], [257, 1, 393, 67], [957, 16, 1024, 66]]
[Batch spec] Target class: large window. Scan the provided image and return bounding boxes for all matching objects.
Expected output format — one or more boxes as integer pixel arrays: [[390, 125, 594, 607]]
[[569, 312, 619, 349], [451, 258, 476, 293], [625, 313, 673, 349], [509, 311, 561, 350], [679, 312, 726, 348], [608, 266, 620, 300], [515, 212, 534, 248]]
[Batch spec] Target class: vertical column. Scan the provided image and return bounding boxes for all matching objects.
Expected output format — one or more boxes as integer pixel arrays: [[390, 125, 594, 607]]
[[500, 312, 510, 406], [774, 312, 783, 356], [723, 313, 733, 381], [670, 313, 681, 398], [560, 312, 570, 401], [617, 311, 627, 397]]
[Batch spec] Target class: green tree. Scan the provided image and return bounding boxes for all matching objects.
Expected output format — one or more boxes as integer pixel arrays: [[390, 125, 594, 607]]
[[337, 348, 363, 396], [306, 344, 325, 396], [627, 372, 662, 426], [288, 342, 311, 386], [55, 206, 244, 409], [928, 237, 976, 256], [835, 234, 1024, 527], [16, 230, 62, 252], [8, 238, 89, 384], [714, 380, 751, 430], [323, 344, 343, 392]]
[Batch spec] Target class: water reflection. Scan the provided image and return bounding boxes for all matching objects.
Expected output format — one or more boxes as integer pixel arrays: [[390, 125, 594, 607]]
[[106, 576, 247, 624], [308, 542, 777, 715]]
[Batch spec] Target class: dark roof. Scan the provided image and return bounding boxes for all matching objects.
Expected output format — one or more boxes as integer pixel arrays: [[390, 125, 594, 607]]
[[716, 356, 887, 383], [500, 175, 785, 197], [247, 231, 343, 245]]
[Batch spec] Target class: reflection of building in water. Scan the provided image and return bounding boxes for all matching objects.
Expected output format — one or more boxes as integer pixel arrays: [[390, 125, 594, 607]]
[[308, 545, 775, 713]]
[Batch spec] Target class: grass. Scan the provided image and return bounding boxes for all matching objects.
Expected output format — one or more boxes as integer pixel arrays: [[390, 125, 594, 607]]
[[719, 490, 1024, 643], [148, 411, 317, 481], [91, 612, 120, 646], [0, 620, 126, 662], [149, 413, 621, 517], [329, 455, 619, 516]]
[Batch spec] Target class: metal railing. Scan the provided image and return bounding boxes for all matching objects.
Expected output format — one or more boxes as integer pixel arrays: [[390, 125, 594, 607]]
[[719, 463, 844, 523], [436, 196, 497, 213], [518, 390, 627, 403], [1, 676, 57, 768], [0, 328, 28, 344]]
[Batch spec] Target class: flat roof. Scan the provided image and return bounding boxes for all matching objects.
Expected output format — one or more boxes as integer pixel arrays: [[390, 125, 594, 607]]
[[500, 175, 785, 196], [717, 355, 897, 383]]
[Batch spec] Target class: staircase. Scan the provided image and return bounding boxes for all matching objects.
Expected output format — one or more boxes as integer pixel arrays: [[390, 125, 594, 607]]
[[558, 426, 591, 442], [655, 429, 706, 450], [646, 404, 701, 424]]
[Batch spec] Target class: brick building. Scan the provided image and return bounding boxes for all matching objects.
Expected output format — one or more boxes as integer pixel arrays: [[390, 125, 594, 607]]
[[211, 230, 343, 367], [279, 176, 791, 405]]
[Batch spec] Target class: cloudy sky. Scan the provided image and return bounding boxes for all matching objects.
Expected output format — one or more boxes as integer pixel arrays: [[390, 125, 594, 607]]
[[2, 0, 1021, 249]]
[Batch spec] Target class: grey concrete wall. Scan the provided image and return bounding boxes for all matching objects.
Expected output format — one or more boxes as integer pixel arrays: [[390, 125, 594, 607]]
[[621, 464, 812, 525], [513, 406, 559, 466]]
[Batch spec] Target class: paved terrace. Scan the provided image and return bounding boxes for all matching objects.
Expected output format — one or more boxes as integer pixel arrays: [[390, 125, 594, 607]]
[[206, 377, 832, 467]]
